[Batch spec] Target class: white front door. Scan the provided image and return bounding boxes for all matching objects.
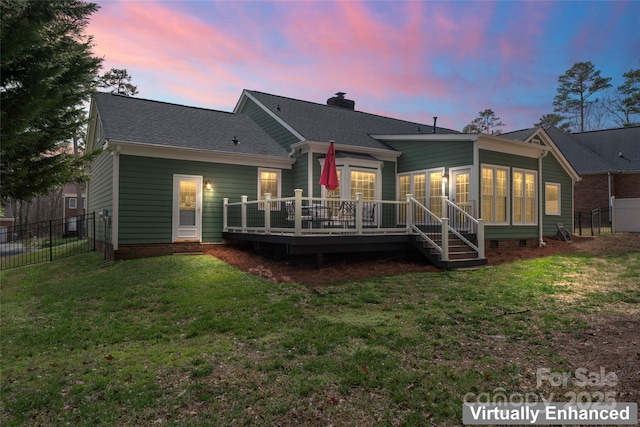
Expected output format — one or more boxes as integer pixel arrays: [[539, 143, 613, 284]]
[[173, 175, 202, 242]]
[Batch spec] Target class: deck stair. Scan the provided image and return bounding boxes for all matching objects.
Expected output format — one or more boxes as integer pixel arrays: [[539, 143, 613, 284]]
[[411, 232, 487, 269]]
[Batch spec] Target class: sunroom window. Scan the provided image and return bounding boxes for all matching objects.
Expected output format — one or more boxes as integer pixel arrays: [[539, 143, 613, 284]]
[[481, 166, 508, 224], [350, 170, 375, 200], [513, 169, 537, 225]]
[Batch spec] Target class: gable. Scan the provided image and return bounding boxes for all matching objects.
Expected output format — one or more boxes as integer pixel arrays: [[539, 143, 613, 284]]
[[236, 90, 458, 151], [500, 127, 579, 182]]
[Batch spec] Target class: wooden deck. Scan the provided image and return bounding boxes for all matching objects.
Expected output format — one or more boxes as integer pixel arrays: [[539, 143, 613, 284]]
[[222, 190, 487, 268]]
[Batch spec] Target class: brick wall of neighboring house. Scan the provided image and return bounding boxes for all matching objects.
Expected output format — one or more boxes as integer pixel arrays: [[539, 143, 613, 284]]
[[614, 173, 640, 199], [64, 196, 86, 218], [574, 174, 610, 215], [574, 173, 640, 216]]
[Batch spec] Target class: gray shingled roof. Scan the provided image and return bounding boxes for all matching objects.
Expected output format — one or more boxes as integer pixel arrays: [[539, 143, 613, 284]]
[[500, 128, 538, 141], [571, 126, 640, 173], [503, 126, 640, 174], [92, 92, 290, 158], [245, 90, 458, 150], [543, 127, 614, 174]]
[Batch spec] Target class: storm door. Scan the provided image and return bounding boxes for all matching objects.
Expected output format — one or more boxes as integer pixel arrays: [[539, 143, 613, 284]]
[[172, 175, 202, 242]]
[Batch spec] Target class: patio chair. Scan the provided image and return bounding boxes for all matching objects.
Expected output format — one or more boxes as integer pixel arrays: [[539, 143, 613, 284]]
[[333, 201, 356, 228], [284, 201, 313, 224], [362, 202, 376, 225]]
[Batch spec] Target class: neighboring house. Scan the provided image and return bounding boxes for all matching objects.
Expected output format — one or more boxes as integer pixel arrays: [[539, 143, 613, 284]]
[[62, 183, 87, 236], [541, 127, 640, 229], [86, 91, 578, 267], [0, 216, 15, 243]]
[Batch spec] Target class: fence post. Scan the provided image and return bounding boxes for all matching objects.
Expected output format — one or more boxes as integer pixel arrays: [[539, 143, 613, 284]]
[[578, 211, 582, 236], [611, 196, 616, 233], [49, 219, 53, 262]]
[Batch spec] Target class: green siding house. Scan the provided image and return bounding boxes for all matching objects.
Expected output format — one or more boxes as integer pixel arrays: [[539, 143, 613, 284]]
[[86, 90, 578, 266]]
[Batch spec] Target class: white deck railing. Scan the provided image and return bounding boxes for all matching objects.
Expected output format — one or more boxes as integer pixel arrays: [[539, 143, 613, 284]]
[[223, 189, 484, 260]]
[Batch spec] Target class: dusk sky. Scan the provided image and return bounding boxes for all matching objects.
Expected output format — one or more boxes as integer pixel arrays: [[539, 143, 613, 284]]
[[89, 0, 640, 132]]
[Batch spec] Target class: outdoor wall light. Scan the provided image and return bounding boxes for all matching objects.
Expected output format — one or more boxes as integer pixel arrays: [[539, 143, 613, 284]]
[[442, 173, 449, 185], [205, 180, 212, 190], [232, 136, 239, 145]]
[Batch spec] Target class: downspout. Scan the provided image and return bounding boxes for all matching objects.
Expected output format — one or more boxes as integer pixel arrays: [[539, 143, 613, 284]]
[[538, 151, 548, 247], [112, 144, 121, 251], [308, 150, 314, 198]]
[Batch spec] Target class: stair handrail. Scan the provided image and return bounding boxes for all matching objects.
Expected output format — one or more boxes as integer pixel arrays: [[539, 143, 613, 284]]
[[408, 196, 444, 255], [442, 197, 484, 259]]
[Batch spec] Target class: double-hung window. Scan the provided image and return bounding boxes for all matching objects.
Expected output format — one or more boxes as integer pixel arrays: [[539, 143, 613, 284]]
[[258, 168, 281, 209], [481, 165, 508, 224], [513, 169, 537, 224], [545, 183, 561, 216]]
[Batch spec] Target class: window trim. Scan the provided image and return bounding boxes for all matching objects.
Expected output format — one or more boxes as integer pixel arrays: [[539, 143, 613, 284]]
[[397, 168, 445, 222], [545, 182, 561, 216], [257, 168, 281, 199], [258, 168, 281, 210], [481, 164, 510, 225], [68, 197, 77, 209], [512, 168, 538, 225]]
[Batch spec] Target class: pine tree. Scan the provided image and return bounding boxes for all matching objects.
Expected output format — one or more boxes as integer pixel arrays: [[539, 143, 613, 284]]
[[553, 62, 611, 132], [1, 0, 103, 203], [462, 109, 505, 135], [98, 68, 139, 96]]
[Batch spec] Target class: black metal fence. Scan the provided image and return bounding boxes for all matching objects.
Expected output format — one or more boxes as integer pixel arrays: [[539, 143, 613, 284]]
[[574, 207, 612, 236], [0, 213, 96, 270]]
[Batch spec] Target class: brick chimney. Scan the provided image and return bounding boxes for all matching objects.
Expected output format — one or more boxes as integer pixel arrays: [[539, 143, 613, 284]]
[[327, 92, 355, 110]]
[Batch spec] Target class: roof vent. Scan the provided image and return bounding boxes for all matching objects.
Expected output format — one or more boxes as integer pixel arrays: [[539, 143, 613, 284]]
[[327, 92, 355, 110]]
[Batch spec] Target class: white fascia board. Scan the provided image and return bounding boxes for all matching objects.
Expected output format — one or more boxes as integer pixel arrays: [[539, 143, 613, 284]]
[[528, 128, 581, 182], [106, 140, 295, 169], [234, 90, 306, 142], [477, 134, 551, 159], [86, 100, 99, 151], [370, 133, 479, 142], [291, 140, 402, 162]]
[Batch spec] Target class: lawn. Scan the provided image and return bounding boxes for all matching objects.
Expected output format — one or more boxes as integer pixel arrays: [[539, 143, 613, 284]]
[[1, 246, 639, 426]]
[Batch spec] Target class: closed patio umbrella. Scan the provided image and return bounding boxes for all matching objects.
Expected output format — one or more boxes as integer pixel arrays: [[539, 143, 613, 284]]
[[319, 141, 339, 190]]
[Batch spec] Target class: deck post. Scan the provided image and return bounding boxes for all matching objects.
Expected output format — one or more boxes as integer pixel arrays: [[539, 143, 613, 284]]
[[223, 198, 228, 231], [355, 192, 363, 235], [441, 217, 449, 262], [442, 196, 448, 221], [241, 195, 248, 233], [294, 189, 303, 236], [264, 193, 271, 234], [406, 194, 413, 232], [477, 218, 485, 259]]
